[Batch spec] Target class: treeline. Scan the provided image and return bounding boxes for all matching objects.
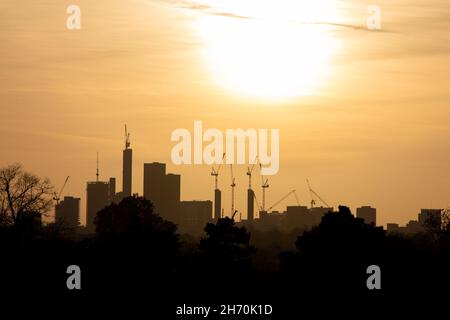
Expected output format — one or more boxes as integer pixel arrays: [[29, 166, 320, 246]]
[[1, 195, 450, 295], [1, 164, 450, 301]]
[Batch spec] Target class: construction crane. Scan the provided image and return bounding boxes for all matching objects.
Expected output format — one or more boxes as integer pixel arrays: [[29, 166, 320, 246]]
[[211, 153, 226, 190], [230, 164, 236, 215], [53, 176, 70, 205], [266, 189, 300, 212], [124, 124, 131, 149], [294, 191, 301, 206], [246, 157, 258, 189], [259, 163, 269, 212], [306, 179, 330, 208]]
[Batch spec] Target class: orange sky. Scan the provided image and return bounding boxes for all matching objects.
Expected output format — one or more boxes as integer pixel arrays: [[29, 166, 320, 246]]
[[1, 0, 450, 226]]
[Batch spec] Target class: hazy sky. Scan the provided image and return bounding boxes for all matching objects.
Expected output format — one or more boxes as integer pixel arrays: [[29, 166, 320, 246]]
[[1, 0, 450, 226]]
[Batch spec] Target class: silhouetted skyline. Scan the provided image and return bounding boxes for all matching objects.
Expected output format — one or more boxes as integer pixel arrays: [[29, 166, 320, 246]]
[[2, 1, 450, 315], [2, 1, 450, 230], [47, 130, 445, 237]]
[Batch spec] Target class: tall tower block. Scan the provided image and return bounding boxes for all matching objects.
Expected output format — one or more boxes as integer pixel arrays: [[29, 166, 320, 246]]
[[109, 177, 116, 202], [123, 125, 132, 198], [247, 189, 254, 221], [214, 189, 221, 220], [86, 181, 109, 233], [123, 148, 132, 197]]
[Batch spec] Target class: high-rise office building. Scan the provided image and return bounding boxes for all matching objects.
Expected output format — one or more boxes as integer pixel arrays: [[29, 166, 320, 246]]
[[356, 206, 376, 225], [123, 148, 132, 198], [109, 177, 116, 202], [247, 189, 254, 221], [214, 189, 221, 220], [86, 181, 110, 233], [55, 196, 80, 229], [122, 125, 133, 198], [143, 163, 180, 221], [165, 173, 181, 222], [144, 162, 166, 213]]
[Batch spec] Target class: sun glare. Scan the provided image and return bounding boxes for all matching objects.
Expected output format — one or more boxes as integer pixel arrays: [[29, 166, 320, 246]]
[[194, 0, 340, 100]]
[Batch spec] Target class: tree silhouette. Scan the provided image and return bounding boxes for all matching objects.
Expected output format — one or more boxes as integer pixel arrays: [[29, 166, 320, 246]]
[[281, 206, 386, 291], [95, 195, 180, 253], [198, 217, 256, 274], [92, 195, 181, 290], [0, 164, 53, 228]]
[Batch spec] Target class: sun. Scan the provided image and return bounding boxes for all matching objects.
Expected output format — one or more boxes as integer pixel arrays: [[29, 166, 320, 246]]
[[194, 0, 340, 100]]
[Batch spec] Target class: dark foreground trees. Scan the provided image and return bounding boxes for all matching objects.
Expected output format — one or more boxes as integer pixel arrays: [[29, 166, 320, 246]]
[[95, 195, 180, 254], [279, 205, 450, 294], [90, 195, 181, 290], [174, 217, 258, 298], [197, 217, 256, 275], [280, 206, 388, 291], [2, 164, 450, 299]]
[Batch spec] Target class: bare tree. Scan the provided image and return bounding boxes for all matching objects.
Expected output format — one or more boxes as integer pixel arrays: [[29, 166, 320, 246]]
[[0, 164, 54, 227]]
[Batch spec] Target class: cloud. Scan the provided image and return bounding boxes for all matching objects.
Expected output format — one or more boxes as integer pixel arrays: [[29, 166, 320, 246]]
[[147, 0, 385, 31]]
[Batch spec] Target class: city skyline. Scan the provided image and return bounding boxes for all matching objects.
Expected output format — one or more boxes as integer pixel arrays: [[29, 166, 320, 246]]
[[2, 0, 450, 311], [47, 128, 446, 230], [1, 0, 450, 227]]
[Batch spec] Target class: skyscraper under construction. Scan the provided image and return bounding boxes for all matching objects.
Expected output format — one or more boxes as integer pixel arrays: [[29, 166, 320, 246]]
[[122, 125, 132, 198]]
